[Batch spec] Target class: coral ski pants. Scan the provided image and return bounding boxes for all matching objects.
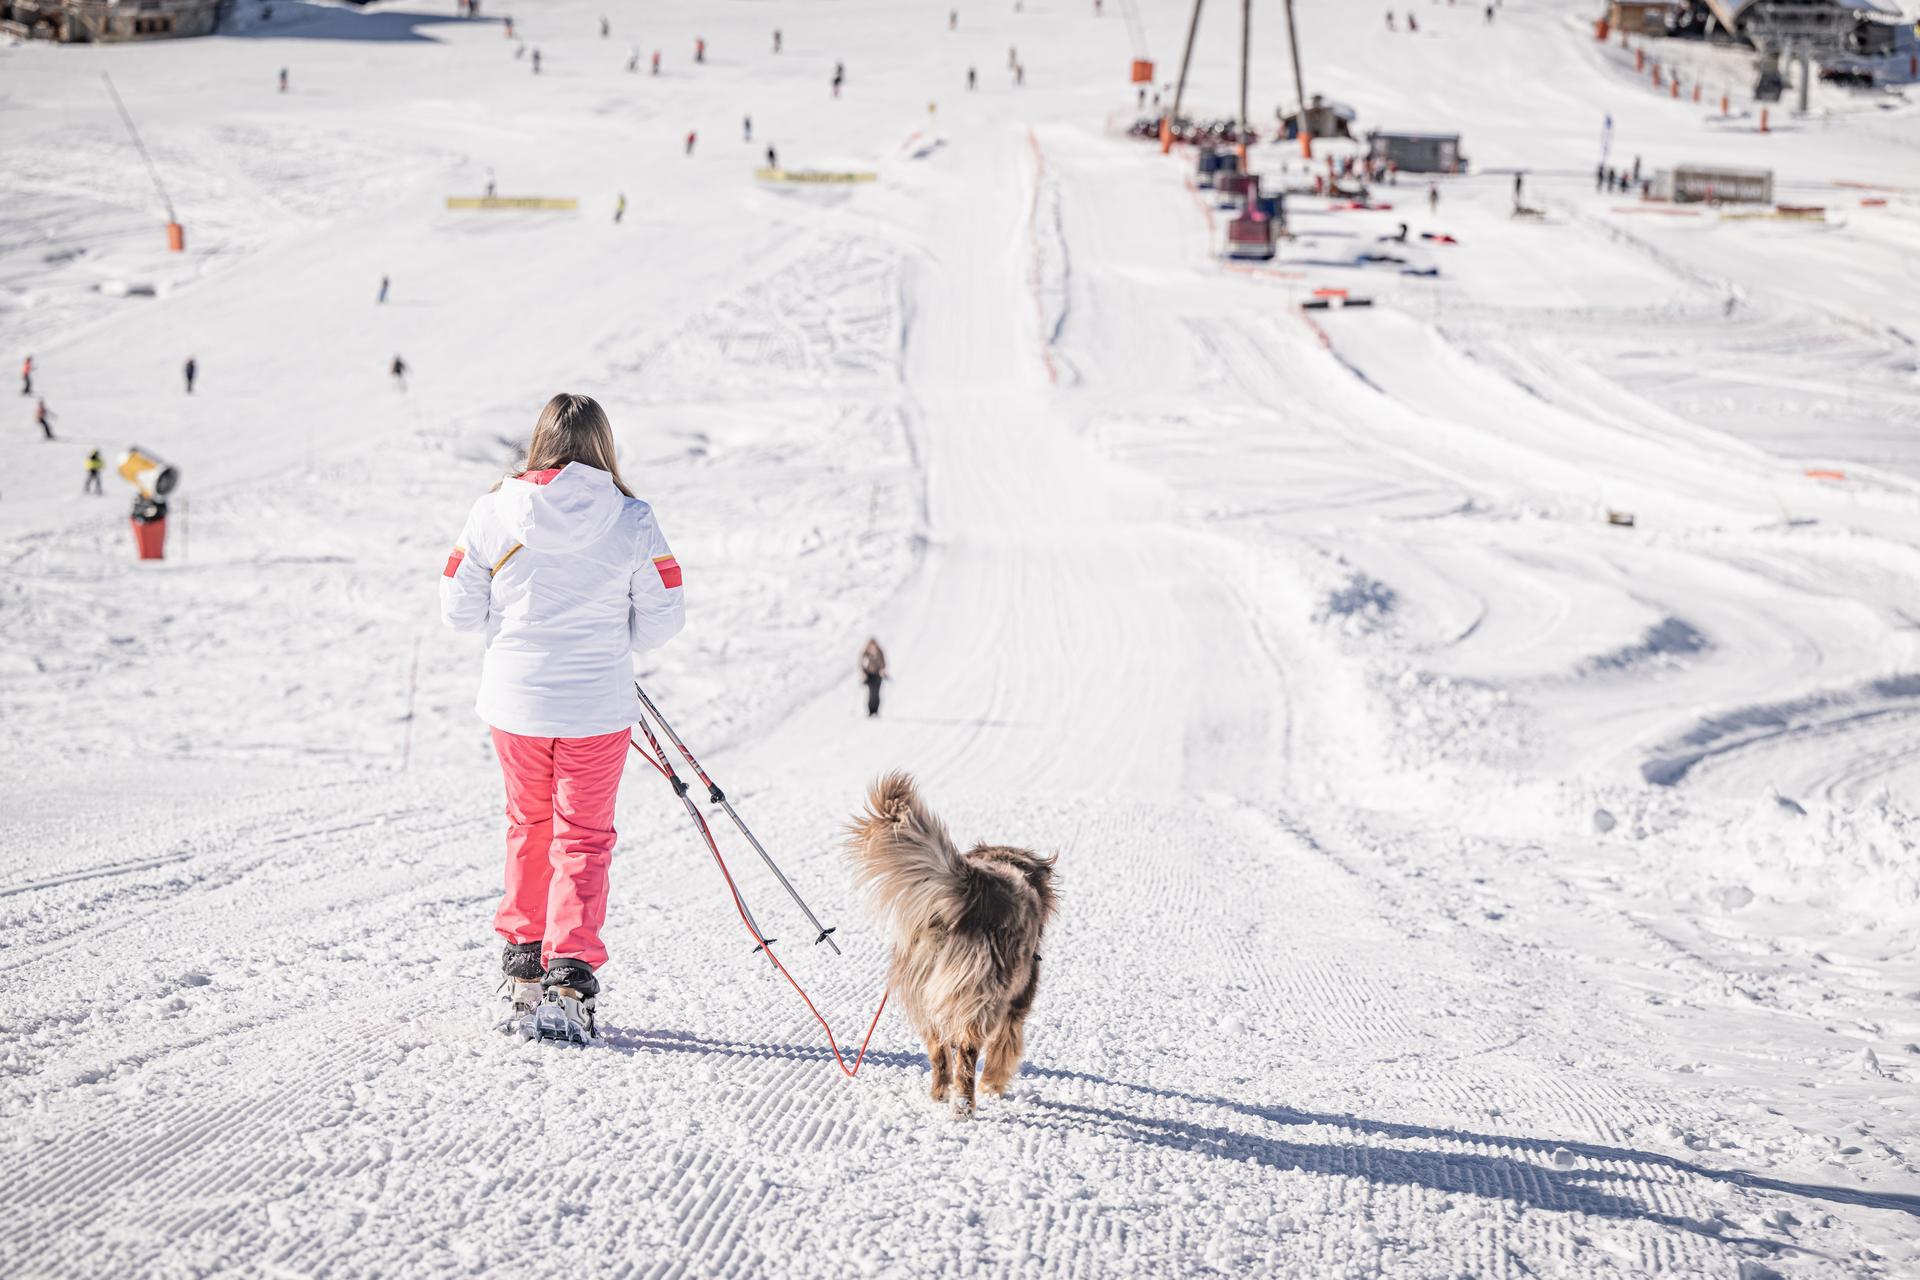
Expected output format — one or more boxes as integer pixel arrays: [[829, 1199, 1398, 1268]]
[[491, 726, 630, 969]]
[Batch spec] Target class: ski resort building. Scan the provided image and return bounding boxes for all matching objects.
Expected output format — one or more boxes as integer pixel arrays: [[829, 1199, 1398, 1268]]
[[1366, 131, 1466, 174], [1608, 1, 1681, 36], [0, 0, 221, 41], [1278, 95, 1356, 142], [1651, 163, 1774, 203], [1690, 0, 1905, 48]]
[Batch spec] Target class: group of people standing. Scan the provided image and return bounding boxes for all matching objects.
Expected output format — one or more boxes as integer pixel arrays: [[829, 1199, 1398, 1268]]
[[1596, 158, 1647, 196]]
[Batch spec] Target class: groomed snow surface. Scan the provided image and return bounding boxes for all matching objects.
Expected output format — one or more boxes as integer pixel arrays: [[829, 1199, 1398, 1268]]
[[4, 0, 1919, 1275]]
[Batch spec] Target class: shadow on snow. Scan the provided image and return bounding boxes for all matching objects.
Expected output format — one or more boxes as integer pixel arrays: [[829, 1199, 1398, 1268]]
[[223, 4, 494, 43], [598, 1024, 1920, 1244]]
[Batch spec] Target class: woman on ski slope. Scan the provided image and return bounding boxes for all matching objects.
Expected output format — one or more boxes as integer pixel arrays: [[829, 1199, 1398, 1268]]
[[440, 393, 684, 1041]]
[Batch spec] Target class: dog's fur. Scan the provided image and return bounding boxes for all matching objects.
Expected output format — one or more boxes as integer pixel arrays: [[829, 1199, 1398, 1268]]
[[846, 772, 1057, 1117]]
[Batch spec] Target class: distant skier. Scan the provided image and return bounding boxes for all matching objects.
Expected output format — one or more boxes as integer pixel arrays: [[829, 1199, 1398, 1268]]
[[184, 356, 196, 394], [949, 9, 958, 29], [378, 274, 391, 303], [83, 450, 103, 495], [440, 393, 684, 1044], [486, 169, 497, 198], [278, 67, 288, 93], [1015, 62, 1025, 86], [1513, 172, 1524, 206], [1595, 162, 1605, 192], [651, 49, 660, 74], [19, 355, 31, 396], [34, 399, 52, 440], [743, 115, 752, 141], [772, 28, 782, 53], [832, 61, 844, 96], [1385, 11, 1395, 30], [695, 37, 705, 62], [599, 14, 608, 37], [614, 193, 626, 223], [969, 67, 977, 90], [531, 48, 541, 73], [391, 354, 408, 391], [1485, 3, 1494, 21], [859, 638, 888, 717], [1407, 12, 1418, 32], [766, 144, 778, 170], [627, 47, 639, 72], [685, 130, 697, 155], [1631, 155, 1641, 183]]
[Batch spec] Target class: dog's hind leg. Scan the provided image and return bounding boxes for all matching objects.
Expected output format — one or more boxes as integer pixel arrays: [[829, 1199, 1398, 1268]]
[[952, 1043, 979, 1119], [981, 960, 1040, 1096], [980, 1015, 1024, 1096], [927, 1037, 950, 1103]]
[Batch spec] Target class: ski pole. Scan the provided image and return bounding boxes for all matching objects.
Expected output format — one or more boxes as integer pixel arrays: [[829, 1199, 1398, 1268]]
[[630, 711, 780, 967], [635, 682, 842, 954]]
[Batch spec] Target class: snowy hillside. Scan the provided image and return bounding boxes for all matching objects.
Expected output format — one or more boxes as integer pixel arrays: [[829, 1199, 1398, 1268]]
[[3, 0, 1918, 1274]]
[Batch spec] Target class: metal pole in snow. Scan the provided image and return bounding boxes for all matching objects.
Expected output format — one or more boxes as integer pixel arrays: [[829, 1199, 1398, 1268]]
[[1165, 0, 1205, 152], [401, 634, 420, 771], [1282, 0, 1311, 157], [1238, 0, 1250, 155]]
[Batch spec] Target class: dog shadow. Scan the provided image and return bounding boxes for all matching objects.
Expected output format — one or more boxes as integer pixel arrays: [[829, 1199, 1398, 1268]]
[[595, 1025, 1918, 1244]]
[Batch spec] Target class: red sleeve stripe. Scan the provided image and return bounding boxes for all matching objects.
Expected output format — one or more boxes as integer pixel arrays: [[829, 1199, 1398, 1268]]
[[444, 547, 465, 578], [653, 553, 682, 589]]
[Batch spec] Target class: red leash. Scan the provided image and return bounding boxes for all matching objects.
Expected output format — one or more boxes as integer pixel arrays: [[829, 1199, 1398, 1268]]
[[629, 729, 890, 1078]]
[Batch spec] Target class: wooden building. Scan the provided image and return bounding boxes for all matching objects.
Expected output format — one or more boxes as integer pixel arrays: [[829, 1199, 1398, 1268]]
[[1609, 1, 1681, 35], [0, 0, 222, 41]]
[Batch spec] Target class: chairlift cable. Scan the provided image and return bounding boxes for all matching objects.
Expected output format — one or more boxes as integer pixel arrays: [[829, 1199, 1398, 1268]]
[[102, 73, 178, 225], [1120, 0, 1150, 59]]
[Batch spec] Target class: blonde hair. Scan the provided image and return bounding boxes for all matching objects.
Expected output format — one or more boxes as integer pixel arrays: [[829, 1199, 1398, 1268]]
[[513, 393, 633, 497]]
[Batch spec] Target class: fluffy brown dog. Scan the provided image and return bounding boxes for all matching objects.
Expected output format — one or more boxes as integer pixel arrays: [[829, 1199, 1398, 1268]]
[[846, 772, 1058, 1117]]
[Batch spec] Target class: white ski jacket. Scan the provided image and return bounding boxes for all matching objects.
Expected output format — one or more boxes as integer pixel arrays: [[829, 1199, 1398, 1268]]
[[440, 462, 684, 738]]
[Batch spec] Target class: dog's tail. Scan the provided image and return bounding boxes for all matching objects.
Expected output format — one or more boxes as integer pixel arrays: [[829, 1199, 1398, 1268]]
[[846, 771, 969, 937]]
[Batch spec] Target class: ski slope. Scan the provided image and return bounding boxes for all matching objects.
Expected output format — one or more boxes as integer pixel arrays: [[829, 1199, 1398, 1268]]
[[3, 0, 1919, 1275]]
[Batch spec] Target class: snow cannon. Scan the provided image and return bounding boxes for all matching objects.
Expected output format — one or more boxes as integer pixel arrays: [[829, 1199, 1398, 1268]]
[[118, 445, 180, 561]]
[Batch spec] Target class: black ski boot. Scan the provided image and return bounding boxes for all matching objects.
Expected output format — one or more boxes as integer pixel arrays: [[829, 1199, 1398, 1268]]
[[497, 941, 545, 1034], [533, 958, 599, 1044]]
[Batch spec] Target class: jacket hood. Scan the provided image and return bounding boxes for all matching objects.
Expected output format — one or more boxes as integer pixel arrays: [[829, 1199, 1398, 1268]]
[[496, 462, 624, 551]]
